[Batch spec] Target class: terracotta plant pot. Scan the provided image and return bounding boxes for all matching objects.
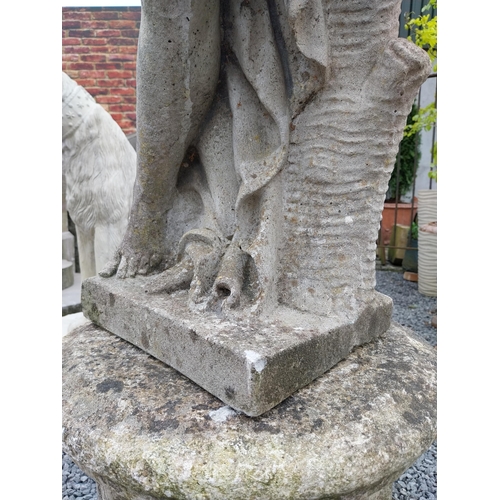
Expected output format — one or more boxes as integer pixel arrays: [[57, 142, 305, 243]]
[[380, 200, 418, 246]]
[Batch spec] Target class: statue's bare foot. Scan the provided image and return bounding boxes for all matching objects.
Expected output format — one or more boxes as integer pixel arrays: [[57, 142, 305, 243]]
[[180, 229, 226, 304], [99, 220, 167, 279], [99, 247, 165, 279], [144, 228, 226, 302], [144, 259, 194, 294]]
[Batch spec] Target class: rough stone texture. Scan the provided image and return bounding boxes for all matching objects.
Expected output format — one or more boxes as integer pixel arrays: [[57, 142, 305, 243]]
[[279, 0, 431, 317], [82, 275, 392, 416], [98, 0, 431, 319], [86, 0, 431, 416], [62, 321, 437, 500]]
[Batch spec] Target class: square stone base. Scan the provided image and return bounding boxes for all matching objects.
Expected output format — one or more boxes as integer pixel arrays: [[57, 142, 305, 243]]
[[82, 276, 392, 416]]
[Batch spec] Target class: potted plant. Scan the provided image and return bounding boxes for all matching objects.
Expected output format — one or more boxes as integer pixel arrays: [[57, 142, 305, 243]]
[[380, 104, 421, 246], [402, 219, 419, 273]]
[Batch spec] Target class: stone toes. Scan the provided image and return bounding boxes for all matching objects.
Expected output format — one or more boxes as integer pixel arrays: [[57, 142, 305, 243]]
[[98, 252, 121, 278], [98, 261, 117, 278], [116, 257, 129, 279], [145, 261, 194, 294]]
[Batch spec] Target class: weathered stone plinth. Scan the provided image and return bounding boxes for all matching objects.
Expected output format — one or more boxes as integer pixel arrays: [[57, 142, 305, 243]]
[[82, 275, 392, 416], [62, 322, 436, 500]]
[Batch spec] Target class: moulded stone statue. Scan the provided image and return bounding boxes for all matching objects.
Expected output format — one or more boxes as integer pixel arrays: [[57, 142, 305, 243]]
[[99, 0, 430, 316], [83, 0, 432, 416], [62, 72, 136, 280]]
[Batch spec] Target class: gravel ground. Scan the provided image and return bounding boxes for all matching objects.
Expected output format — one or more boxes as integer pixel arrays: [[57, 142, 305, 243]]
[[63, 269, 437, 500], [62, 454, 97, 500], [375, 269, 437, 347], [374, 269, 437, 500]]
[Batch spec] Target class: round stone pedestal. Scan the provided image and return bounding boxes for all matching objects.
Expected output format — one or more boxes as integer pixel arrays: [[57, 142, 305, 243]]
[[62, 322, 436, 500]]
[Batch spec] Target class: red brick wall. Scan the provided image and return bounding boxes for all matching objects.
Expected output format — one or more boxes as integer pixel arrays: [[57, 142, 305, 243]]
[[62, 7, 141, 136]]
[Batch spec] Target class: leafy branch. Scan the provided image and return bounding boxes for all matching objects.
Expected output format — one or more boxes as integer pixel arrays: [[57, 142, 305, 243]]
[[404, 0, 437, 181], [405, 0, 437, 71]]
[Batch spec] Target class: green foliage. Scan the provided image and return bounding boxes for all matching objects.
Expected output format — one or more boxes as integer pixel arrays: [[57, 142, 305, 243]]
[[388, 104, 421, 201], [404, 102, 437, 136], [404, 0, 437, 181], [411, 221, 419, 241], [428, 143, 437, 181], [405, 0, 437, 71]]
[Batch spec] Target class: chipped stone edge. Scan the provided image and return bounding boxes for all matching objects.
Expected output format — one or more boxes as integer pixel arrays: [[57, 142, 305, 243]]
[[82, 275, 392, 416]]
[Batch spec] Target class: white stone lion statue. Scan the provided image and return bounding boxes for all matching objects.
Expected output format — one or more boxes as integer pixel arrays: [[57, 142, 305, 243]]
[[62, 71, 136, 280]]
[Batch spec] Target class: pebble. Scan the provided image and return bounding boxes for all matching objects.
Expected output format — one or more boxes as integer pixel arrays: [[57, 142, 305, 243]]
[[63, 270, 437, 499]]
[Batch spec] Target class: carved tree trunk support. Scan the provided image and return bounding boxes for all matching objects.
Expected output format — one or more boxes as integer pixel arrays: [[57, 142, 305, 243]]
[[281, 0, 431, 316]]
